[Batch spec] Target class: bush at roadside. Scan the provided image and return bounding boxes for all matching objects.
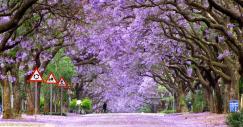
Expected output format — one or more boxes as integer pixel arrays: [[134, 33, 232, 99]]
[[227, 111, 243, 127], [80, 98, 92, 113], [69, 99, 77, 112]]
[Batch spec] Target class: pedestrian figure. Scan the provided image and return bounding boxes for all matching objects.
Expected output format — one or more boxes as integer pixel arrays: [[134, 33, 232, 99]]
[[188, 101, 192, 111], [103, 102, 107, 113]]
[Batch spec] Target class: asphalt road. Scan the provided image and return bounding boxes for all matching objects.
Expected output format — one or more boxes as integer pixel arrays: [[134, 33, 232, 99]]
[[0, 112, 227, 127]]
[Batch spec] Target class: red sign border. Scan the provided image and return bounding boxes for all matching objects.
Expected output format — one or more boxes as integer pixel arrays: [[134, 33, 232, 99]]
[[57, 77, 68, 88], [27, 67, 43, 83], [45, 72, 58, 84]]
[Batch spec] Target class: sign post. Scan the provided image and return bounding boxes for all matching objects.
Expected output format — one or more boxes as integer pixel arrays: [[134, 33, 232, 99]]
[[1, 86, 3, 116], [50, 85, 52, 114], [61, 87, 63, 116], [57, 77, 68, 116], [45, 72, 58, 115], [241, 94, 243, 111], [28, 67, 43, 120], [35, 82, 38, 118]]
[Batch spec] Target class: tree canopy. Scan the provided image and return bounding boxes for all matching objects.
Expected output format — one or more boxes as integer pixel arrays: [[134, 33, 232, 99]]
[[0, 0, 242, 118]]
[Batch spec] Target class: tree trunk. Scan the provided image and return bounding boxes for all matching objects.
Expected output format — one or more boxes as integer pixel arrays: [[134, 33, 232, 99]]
[[1, 79, 14, 119], [11, 66, 22, 118], [223, 58, 240, 112], [43, 87, 50, 114], [174, 94, 180, 112], [223, 83, 230, 113], [213, 84, 223, 113], [37, 82, 41, 113], [179, 94, 187, 112], [222, 72, 240, 113], [23, 65, 35, 115], [230, 72, 240, 100], [26, 83, 34, 115], [203, 87, 214, 112], [43, 98, 50, 114], [178, 84, 188, 112], [12, 82, 21, 118], [174, 90, 187, 112]]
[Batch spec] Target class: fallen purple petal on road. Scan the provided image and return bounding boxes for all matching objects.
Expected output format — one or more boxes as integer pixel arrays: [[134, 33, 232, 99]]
[[0, 112, 227, 127]]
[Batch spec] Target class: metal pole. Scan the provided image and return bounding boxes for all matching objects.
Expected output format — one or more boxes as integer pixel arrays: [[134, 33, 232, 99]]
[[50, 85, 53, 115], [1, 86, 3, 116], [35, 82, 38, 119], [173, 91, 175, 113], [54, 93, 56, 113], [68, 94, 71, 113], [10, 94, 13, 109], [61, 87, 63, 116], [241, 94, 243, 111], [10, 83, 13, 109]]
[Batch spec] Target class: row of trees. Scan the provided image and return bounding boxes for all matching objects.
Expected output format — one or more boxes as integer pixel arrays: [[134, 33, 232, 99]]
[[124, 0, 242, 113], [0, 0, 90, 119], [0, 0, 242, 119], [0, 0, 148, 118], [80, 0, 242, 113]]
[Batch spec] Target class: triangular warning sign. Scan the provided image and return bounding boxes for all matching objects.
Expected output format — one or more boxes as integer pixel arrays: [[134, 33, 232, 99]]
[[29, 67, 43, 82], [45, 72, 58, 84], [57, 77, 67, 87]]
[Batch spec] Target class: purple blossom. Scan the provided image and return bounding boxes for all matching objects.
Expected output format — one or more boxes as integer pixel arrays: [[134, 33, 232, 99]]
[[136, 0, 145, 3], [71, 50, 76, 55], [0, 63, 5, 68], [8, 76, 16, 83], [217, 50, 231, 60], [118, 0, 124, 5], [187, 68, 193, 77], [227, 23, 235, 28], [24, 70, 33, 76], [0, 16, 10, 24], [186, 61, 191, 65], [4, 57, 15, 64], [218, 36, 225, 43], [39, 68, 45, 73], [19, 65, 25, 70], [0, 74, 6, 80], [72, 77, 80, 84], [227, 31, 233, 37]]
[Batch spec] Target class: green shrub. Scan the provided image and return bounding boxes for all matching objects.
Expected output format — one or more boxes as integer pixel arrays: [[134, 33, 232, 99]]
[[160, 110, 175, 114], [40, 97, 45, 112], [81, 98, 92, 111], [227, 111, 243, 127], [69, 99, 77, 111], [192, 92, 205, 112], [139, 105, 151, 113]]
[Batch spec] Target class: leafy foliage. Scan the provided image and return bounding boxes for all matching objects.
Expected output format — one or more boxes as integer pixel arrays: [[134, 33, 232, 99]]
[[192, 91, 205, 113], [160, 110, 175, 114], [227, 111, 243, 127], [40, 97, 45, 112], [69, 99, 77, 111], [81, 98, 92, 111], [0, 0, 242, 117], [138, 104, 151, 113], [44, 49, 76, 82]]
